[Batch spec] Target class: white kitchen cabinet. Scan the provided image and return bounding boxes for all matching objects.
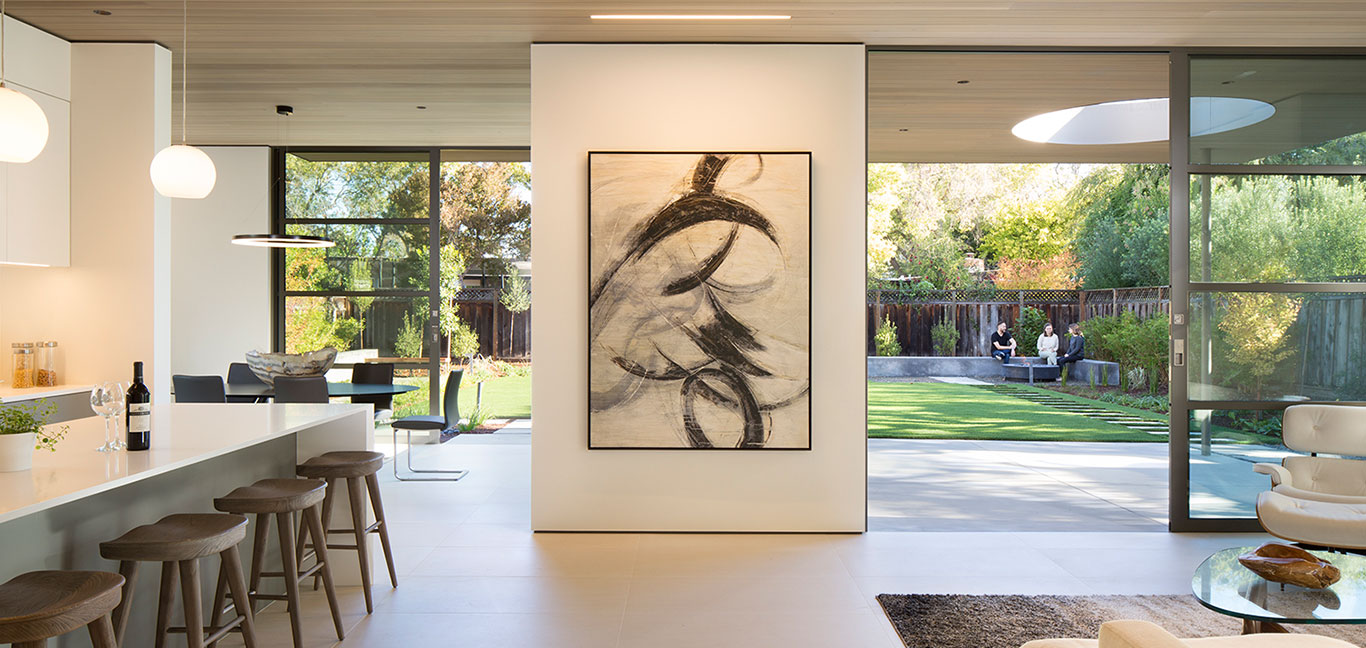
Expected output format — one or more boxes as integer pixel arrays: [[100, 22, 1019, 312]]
[[0, 86, 70, 267]]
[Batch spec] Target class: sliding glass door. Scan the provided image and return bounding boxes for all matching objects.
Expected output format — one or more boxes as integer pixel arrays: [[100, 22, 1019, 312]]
[[1169, 54, 1366, 530]]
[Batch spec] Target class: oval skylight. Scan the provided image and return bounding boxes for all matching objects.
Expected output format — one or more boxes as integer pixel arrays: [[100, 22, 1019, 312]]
[[1011, 97, 1276, 145]]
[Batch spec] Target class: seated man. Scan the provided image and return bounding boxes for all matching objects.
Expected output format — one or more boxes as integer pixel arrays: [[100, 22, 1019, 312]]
[[1059, 322, 1085, 367], [989, 321, 1016, 362]]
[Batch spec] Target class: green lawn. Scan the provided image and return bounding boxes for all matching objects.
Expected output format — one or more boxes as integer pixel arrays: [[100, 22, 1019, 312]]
[[392, 373, 531, 420], [867, 382, 1160, 442], [1014, 385, 1169, 422]]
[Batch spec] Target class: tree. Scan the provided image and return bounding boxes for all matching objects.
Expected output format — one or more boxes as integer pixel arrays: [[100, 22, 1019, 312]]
[[1070, 164, 1170, 289], [440, 162, 531, 278], [979, 197, 1073, 261], [499, 266, 531, 355], [993, 252, 1080, 290], [1218, 291, 1301, 399]]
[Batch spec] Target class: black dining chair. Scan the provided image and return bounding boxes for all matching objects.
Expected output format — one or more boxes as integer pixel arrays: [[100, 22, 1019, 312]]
[[351, 362, 395, 424], [227, 362, 267, 403], [172, 375, 227, 403], [390, 370, 466, 481], [273, 376, 330, 404]]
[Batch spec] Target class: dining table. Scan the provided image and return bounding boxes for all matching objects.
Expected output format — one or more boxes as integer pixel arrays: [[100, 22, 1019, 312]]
[[225, 381, 419, 400]]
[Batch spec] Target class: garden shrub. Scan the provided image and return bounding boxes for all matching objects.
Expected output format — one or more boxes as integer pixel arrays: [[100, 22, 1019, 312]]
[[875, 317, 901, 357], [1016, 306, 1048, 357], [1084, 312, 1169, 393], [930, 313, 959, 356], [394, 312, 425, 359]]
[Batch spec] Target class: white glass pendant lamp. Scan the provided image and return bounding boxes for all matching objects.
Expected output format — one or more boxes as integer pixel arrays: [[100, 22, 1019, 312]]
[[150, 144, 216, 198], [151, 0, 215, 198], [0, 0, 49, 163]]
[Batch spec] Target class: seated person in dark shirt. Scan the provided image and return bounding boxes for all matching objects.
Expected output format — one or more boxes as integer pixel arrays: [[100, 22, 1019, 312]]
[[1059, 322, 1086, 366], [989, 321, 1016, 362]]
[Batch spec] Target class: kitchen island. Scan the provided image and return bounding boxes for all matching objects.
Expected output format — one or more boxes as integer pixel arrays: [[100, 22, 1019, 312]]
[[0, 403, 375, 647]]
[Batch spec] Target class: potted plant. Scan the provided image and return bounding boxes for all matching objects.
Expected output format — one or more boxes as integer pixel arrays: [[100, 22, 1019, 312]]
[[0, 399, 67, 472]]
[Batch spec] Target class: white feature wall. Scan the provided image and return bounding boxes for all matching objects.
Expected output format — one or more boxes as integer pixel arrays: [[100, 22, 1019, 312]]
[[0, 44, 171, 400], [170, 147, 271, 377], [530, 44, 867, 532]]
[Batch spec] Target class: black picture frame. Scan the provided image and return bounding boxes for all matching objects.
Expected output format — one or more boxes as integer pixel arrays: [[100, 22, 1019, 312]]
[[586, 151, 814, 451]]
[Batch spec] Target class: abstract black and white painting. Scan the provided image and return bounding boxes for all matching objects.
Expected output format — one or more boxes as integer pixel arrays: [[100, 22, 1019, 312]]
[[588, 152, 811, 450]]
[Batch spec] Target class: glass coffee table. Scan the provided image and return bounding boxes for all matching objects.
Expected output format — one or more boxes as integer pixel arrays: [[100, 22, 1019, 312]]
[[1193, 546, 1366, 634]]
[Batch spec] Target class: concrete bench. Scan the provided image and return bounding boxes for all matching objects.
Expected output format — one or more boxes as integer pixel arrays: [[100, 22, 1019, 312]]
[[867, 355, 1122, 386], [1065, 359, 1120, 386], [1002, 358, 1061, 384]]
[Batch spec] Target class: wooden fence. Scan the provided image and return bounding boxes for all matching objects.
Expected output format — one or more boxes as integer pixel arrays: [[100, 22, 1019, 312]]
[[455, 287, 531, 360], [1286, 293, 1365, 397], [867, 287, 1170, 356]]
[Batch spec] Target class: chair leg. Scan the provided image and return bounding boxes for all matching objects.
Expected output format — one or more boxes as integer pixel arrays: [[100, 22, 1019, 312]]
[[304, 504, 346, 640], [87, 614, 117, 648], [207, 560, 228, 648], [366, 472, 399, 588], [311, 477, 337, 591], [222, 545, 258, 648], [154, 561, 178, 648], [346, 476, 375, 613], [276, 511, 305, 648], [178, 559, 206, 648], [392, 425, 468, 481], [109, 560, 138, 647], [247, 513, 270, 614]]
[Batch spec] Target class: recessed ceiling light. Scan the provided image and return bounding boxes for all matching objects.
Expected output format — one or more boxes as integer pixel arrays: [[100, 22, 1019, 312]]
[[1010, 97, 1275, 145], [590, 14, 791, 20], [93, 9, 112, 15]]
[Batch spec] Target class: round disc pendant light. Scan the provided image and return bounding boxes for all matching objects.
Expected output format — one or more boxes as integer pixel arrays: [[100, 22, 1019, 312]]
[[230, 106, 335, 249], [231, 234, 335, 248], [0, 0, 50, 163], [151, 0, 216, 198]]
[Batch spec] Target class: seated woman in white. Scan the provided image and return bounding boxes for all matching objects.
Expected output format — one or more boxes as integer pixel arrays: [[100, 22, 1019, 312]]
[[1037, 322, 1060, 365]]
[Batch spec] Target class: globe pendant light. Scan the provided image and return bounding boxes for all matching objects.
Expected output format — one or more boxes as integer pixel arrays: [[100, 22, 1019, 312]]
[[0, 0, 49, 163], [150, 0, 215, 198]]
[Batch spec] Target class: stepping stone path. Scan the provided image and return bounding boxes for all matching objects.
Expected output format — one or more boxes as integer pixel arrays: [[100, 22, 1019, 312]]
[[979, 384, 1174, 436]]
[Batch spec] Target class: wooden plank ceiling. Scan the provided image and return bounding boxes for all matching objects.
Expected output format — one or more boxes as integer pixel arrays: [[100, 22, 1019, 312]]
[[7, 1, 1366, 160], [869, 52, 1169, 163]]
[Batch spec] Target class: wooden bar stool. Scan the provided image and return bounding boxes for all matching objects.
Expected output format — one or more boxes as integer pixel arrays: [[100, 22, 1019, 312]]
[[213, 478, 343, 648], [99, 514, 255, 648], [0, 571, 124, 648], [296, 451, 397, 614]]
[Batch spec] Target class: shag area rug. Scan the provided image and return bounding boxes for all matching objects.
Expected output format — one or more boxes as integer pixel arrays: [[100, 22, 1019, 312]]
[[876, 594, 1366, 648]]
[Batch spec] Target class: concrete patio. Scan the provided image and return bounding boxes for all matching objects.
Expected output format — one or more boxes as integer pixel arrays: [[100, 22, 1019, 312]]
[[869, 438, 1274, 532]]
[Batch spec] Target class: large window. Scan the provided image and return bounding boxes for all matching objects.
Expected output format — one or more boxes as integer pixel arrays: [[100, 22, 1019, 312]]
[[274, 149, 531, 418]]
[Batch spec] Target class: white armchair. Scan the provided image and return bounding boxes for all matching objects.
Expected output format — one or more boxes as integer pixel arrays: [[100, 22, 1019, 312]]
[[1254, 404, 1366, 550], [1022, 620, 1354, 648]]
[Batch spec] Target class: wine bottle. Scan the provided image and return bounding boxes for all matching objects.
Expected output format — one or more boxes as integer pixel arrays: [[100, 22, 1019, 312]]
[[125, 361, 151, 451]]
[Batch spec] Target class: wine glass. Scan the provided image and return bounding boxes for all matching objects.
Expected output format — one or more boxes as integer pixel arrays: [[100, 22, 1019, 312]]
[[90, 383, 125, 452], [111, 381, 130, 450]]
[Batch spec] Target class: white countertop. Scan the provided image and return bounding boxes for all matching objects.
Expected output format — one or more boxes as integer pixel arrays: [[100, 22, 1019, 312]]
[[0, 384, 94, 404], [0, 403, 366, 525]]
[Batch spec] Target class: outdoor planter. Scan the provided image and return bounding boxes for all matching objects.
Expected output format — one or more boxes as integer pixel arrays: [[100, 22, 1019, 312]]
[[0, 432, 36, 472]]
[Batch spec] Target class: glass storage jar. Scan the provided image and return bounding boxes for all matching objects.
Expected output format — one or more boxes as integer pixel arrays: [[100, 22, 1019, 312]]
[[35, 341, 57, 387], [11, 343, 34, 389]]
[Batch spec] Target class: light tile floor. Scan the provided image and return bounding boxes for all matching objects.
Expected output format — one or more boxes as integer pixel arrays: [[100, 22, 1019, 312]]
[[226, 429, 1270, 648]]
